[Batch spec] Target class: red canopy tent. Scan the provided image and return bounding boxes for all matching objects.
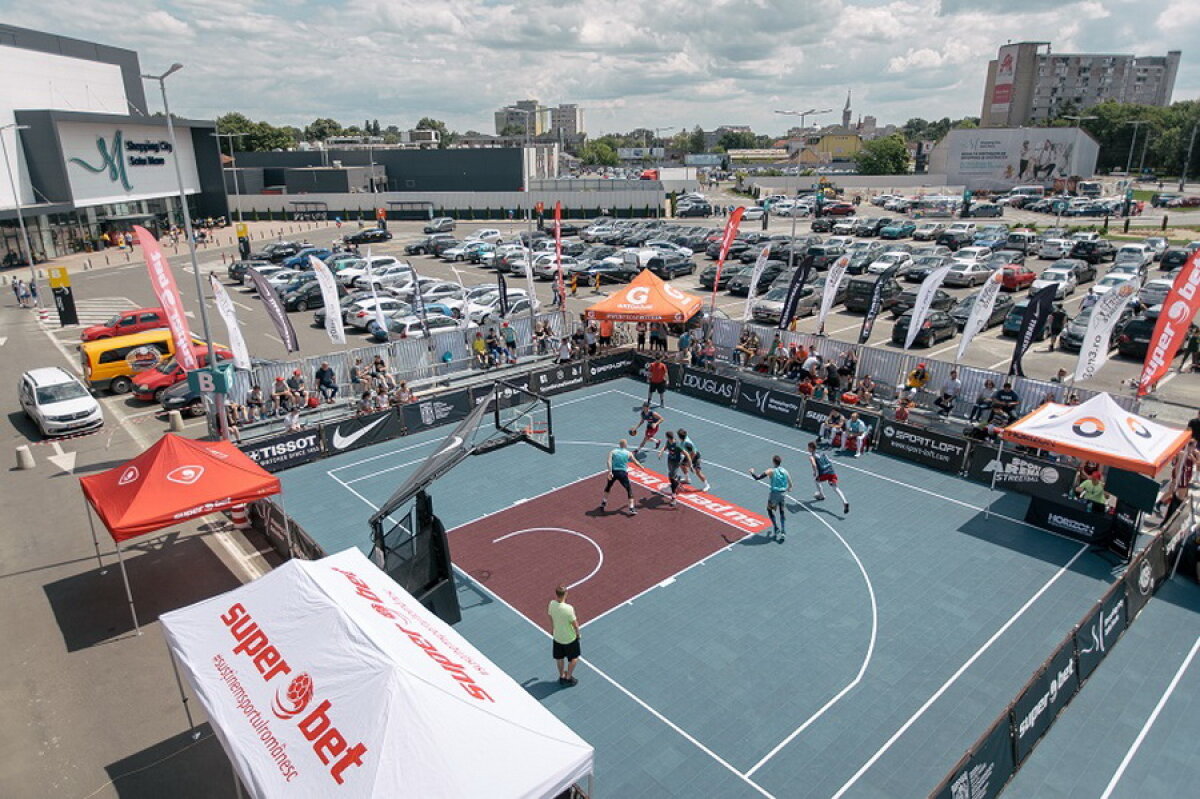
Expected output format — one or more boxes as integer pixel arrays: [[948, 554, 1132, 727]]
[[78, 434, 280, 632]]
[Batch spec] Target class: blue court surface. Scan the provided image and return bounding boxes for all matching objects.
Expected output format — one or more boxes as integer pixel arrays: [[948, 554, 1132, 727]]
[[277, 377, 1131, 797]]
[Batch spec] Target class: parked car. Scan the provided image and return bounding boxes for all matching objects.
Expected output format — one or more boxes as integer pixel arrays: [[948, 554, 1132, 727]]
[[822, 202, 857, 217], [19, 366, 104, 437], [1002, 298, 1049, 339], [1138, 278, 1174, 308], [891, 309, 958, 346], [281, 279, 349, 312], [467, 295, 540, 325], [903, 255, 952, 283], [131, 345, 235, 402], [935, 230, 974, 251], [954, 246, 994, 265], [337, 255, 402, 286], [889, 287, 955, 318], [1030, 266, 1078, 299], [531, 254, 580, 280], [1142, 237, 1169, 261], [699, 264, 749, 290], [356, 263, 416, 290], [1089, 273, 1137, 297], [944, 262, 994, 288], [912, 222, 946, 241], [740, 206, 766, 221], [879, 220, 917, 240], [441, 240, 494, 262], [226, 259, 273, 285], [1056, 258, 1097, 284], [866, 251, 914, 276], [677, 202, 713, 217], [844, 274, 902, 313], [1038, 238, 1074, 260], [949, 292, 1014, 330], [1115, 244, 1154, 271], [1070, 239, 1116, 264], [646, 253, 695, 280], [423, 217, 456, 233], [999, 264, 1038, 291], [1059, 305, 1136, 351], [1161, 248, 1191, 271], [1115, 307, 1163, 358], [968, 202, 1003, 218], [367, 313, 462, 343], [727, 262, 786, 296], [81, 307, 167, 341], [249, 241, 301, 263], [281, 248, 333, 270], [345, 297, 413, 331], [343, 228, 392, 245], [405, 234, 454, 255]]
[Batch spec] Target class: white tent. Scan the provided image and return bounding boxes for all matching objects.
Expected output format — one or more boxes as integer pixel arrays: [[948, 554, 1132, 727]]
[[1002, 392, 1191, 477], [161, 548, 593, 799]]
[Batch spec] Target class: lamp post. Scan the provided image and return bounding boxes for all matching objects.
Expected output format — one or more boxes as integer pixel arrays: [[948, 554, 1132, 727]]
[[774, 108, 833, 131], [1124, 120, 1149, 177], [211, 129, 245, 224], [142, 63, 227, 439], [1180, 124, 1198, 192], [0, 123, 37, 284]]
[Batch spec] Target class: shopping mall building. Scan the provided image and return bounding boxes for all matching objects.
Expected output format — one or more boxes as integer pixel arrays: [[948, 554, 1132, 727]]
[[0, 24, 227, 265]]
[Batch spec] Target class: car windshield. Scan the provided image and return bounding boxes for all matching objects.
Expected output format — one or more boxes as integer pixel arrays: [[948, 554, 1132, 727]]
[[35, 382, 89, 404], [1042, 270, 1070, 280], [155, 358, 181, 374], [765, 288, 788, 300], [1099, 276, 1127, 286]]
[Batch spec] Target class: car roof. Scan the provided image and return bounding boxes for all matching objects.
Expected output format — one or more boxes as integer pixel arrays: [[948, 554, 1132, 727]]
[[24, 366, 79, 387]]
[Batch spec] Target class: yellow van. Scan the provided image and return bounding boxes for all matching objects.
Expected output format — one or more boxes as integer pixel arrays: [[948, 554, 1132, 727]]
[[81, 329, 212, 394]]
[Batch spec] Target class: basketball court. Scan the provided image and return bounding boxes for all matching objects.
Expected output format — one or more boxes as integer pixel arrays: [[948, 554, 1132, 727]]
[[273, 377, 1167, 797]]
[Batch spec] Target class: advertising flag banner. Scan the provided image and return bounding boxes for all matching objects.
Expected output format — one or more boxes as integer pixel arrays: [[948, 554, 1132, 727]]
[[956, 271, 1004, 362], [904, 264, 953, 349], [521, 239, 539, 322], [245, 268, 300, 353], [134, 225, 199, 372], [1009, 284, 1057, 376], [858, 264, 900, 344], [408, 263, 428, 331], [777, 256, 813, 330], [817, 253, 851, 333], [363, 247, 390, 338], [496, 273, 510, 317], [710, 206, 746, 311], [308, 255, 346, 345], [742, 245, 773, 321], [208, 274, 251, 370], [553, 202, 568, 310], [1074, 278, 1140, 382], [1137, 251, 1200, 395]]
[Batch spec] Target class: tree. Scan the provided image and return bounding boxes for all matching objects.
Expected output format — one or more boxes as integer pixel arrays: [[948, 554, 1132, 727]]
[[854, 134, 910, 175], [416, 117, 456, 149], [500, 123, 527, 137], [718, 131, 759, 150], [304, 117, 343, 142], [216, 112, 295, 152], [687, 125, 707, 154], [579, 141, 619, 166]]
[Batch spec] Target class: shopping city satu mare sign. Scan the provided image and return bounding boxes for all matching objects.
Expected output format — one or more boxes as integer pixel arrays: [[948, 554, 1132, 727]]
[[68, 129, 173, 191]]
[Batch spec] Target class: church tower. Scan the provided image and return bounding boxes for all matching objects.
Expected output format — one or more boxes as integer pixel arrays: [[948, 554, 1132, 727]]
[[842, 90, 852, 129]]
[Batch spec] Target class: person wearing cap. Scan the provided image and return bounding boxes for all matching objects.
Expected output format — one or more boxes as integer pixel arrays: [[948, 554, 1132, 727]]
[[270, 376, 292, 415], [502, 321, 518, 362], [904, 362, 930, 402], [286, 369, 310, 407], [315, 362, 338, 404]]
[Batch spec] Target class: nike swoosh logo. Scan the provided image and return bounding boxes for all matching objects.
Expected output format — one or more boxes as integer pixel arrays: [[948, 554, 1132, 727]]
[[436, 435, 464, 457], [331, 415, 390, 450]]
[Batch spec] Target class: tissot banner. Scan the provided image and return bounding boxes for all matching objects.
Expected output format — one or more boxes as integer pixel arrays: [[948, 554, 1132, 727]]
[[321, 409, 404, 454], [1137, 250, 1200, 395], [965, 445, 1075, 502], [209, 274, 251, 370], [1074, 278, 1140, 383], [400, 389, 473, 434], [875, 420, 969, 472], [135, 225, 199, 373], [529, 362, 586, 396], [1012, 638, 1078, 764], [678, 366, 738, 405], [585, 351, 635, 383], [308, 255, 346, 345], [734, 383, 803, 426], [238, 428, 323, 472], [246, 267, 300, 353]]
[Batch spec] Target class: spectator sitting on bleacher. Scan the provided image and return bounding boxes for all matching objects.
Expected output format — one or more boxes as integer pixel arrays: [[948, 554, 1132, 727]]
[[838, 349, 858, 379], [271, 376, 292, 415], [699, 338, 717, 369], [854, 374, 875, 406], [797, 376, 815, 397], [371, 355, 388, 378], [823, 361, 842, 393], [904, 363, 930, 400], [768, 336, 788, 375], [801, 352, 822, 381], [373, 390, 390, 412], [968, 379, 997, 423], [734, 330, 759, 366], [811, 380, 829, 402], [393, 381, 415, 404], [357, 391, 374, 416], [843, 412, 870, 457], [894, 398, 913, 422], [935, 369, 961, 418], [819, 408, 845, 447], [246, 385, 265, 422], [988, 382, 1020, 426], [315, 362, 338, 404]]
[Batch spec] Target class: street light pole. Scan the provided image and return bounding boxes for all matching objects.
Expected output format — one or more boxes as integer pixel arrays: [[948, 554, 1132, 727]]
[[0, 123, 37, 285], [1124, 120, 1149, 177], [211, 130, 245, 224], [1180, 124, 1198, 192], [143, 63, 227, 439]]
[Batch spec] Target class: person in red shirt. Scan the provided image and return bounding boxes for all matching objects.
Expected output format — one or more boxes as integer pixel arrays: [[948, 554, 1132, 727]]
[[598, 318, 614, 350], [647, 356, 669, 407], [797, 376, 815, 396]]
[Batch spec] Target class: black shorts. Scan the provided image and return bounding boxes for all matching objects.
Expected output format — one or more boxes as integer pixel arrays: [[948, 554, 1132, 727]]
[[650, 381, 666, 395], [553, 638, 581, 661], [605, 470, 632, 495], [688, 453, 702, 469]]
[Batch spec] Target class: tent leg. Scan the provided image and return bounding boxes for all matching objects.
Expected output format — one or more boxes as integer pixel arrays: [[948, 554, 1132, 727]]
[[167, 643, 201, 739], [84, 498, 106, 574], [986, 439, 1004, 520], [587, 773, 594, 799], [115, 544, 141, 636]]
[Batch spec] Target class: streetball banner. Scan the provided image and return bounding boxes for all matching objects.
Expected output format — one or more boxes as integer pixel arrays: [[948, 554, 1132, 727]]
[[742, 245, 773, 321], [710, 206, 745, 311], [1137, 251, 1200, 395], [134, 225, 199, 372], [208, 274, 251, 370], [956, 271, 1004, 362], [817, 253, 851, 334], [904, 263, 953, 350], [307, 255, 345, 345], [1074, 278, 1140, 383]]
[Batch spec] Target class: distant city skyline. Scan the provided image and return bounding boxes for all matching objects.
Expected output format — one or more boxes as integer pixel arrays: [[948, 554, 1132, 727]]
[[2, 0, 1195, 135]]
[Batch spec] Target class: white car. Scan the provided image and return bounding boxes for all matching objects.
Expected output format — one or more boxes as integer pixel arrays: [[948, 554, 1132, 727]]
[[19, 367, 104, 438], [945, 222, 977, 236], [1114, 245, 1153, 270], [1107, 262, 1145, 279], [912, 222, 945, 241], [480, 244, 525, 268], [826, 236, 854, 249], [466, 294, 541, 325], [1142, 237, 1168, 260], [740, 206, 766, 221], [356, 263, 416, 289], [866, 251, 913, 275], [1071, 231, 1101, 242], [262, 269, 302, 290], [468, 228, 504, 244], [953, 246, 993, 264], [1139, 278, 1174, 307], [438, 285, 526, 316], [344, 297, 413, 330], [773, 202, 810, 218], [1030, 267, 1078, 299], [832, 220, 857, 235], [533, 255, 580, 280], [1089, 273, 1136, 297], [338, 255, 401, 286], [644, 240, 694, 258], [1038, 238, 1074, 260]]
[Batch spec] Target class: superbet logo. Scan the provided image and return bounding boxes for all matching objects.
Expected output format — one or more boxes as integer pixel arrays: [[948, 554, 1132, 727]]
[[221, 604, 368, 785]]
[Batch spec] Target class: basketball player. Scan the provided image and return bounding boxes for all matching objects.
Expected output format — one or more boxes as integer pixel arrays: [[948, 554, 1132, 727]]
[[807, 440, 850, 514], [677, 428, 709, 492], [750, 455, 793, 539], [630, 403, 664, 456], [601, 439, 642, 515], [656, 430, 692, 507]]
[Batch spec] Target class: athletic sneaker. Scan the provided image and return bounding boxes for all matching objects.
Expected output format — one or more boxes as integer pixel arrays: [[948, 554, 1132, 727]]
[[628, 506, 638, 516], [601, 498, 607, 511], [702, 482, 710, 492], [564, 676, 578, 686], [843, 502, 850, 514], [814, 493, 825, 501]]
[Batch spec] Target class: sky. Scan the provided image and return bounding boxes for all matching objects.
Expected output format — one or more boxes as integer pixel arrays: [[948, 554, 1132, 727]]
[[2, 0, 1197, 137]]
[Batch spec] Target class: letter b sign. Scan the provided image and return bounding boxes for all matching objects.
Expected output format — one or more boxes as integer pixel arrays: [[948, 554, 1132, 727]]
[[187, 365, 232, 395]]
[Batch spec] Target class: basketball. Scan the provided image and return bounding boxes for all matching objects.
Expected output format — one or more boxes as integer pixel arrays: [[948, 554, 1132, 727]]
[[629, 428, 638, 436]]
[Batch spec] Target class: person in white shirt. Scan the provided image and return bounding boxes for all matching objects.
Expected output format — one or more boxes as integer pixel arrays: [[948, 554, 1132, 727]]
[[935, 369, 962, 418], [842, 412, 870, 456]]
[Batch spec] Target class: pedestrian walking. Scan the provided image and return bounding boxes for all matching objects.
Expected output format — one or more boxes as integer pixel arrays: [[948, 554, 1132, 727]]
[[548, 586, 581, 686], [808, 440, 850, 514], [28, 279, 38, 307], [1046, 304, 1067, 352], [749, 455, 793, 539], [570, 273, 579, 297], [600, 439, 642, 515], [11, 278, 21, 307], [1178, 325, 1200, 372]]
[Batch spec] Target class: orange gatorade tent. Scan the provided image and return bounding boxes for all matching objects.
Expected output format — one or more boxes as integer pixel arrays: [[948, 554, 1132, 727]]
[[1001, 392, 1191, 477], [585, 269, 703, 323]]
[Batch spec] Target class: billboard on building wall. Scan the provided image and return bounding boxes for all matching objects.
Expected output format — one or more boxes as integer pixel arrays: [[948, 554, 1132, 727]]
[[990, 44, 1021, 117], [58, 121, 203, 206], [617, 147, 665, 160], [929, 127, 1099, 191]]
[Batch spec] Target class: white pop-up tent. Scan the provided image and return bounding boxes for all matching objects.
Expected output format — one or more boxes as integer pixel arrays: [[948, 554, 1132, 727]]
[[160, 548, 593, 799], [1002, 391, 1191, 477]]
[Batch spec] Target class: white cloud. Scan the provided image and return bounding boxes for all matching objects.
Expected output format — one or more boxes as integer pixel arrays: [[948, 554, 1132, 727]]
[[0, 0, 1193, 136]]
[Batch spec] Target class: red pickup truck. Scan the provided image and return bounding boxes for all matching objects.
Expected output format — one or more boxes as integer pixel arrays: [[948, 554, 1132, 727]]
[[81, 307, 167, 341]]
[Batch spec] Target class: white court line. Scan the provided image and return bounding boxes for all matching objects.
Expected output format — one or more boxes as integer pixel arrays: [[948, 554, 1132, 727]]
[[1099, 634, 1200, 799], [493, 527, 604, 590], [323, 463, 775, 799]]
